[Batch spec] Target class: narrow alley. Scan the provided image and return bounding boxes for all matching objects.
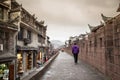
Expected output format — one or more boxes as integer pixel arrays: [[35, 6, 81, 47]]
[[39, 51, 107, 80]]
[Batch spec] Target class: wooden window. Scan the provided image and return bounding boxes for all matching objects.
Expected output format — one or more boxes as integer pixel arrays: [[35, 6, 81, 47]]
[[38, 34, 42, 43], [18, 27, 24, 40], [27, 30, 31, 40]]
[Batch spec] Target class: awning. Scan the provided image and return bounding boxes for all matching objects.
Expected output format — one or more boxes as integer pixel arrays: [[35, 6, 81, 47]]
[[17, 46, 38, 51], [0, 52, 16, 63]]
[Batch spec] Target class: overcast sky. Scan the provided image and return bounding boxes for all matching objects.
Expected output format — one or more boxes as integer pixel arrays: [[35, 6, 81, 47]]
[[17, 0, 119, 42]]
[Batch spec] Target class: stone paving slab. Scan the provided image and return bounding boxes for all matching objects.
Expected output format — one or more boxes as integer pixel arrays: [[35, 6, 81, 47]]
[[39, 51, 109, 80]]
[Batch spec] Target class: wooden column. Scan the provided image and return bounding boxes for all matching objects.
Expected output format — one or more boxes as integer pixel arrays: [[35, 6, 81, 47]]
[[9, 64, 14, 80]]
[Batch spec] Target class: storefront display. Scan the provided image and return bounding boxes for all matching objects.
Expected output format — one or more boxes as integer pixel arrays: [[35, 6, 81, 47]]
[[27, 52, 32, 70], [37, 52, 42, 67], [17, 53, 23, 74], [0, 64, 9, 80]]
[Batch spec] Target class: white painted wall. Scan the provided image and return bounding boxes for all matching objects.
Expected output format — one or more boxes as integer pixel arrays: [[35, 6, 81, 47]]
[[28, 32, 41, 47], [17, 32, 42, 47]]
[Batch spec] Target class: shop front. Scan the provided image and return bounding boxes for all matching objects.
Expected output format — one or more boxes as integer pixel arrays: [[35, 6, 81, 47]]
[[36, 51, 43, 68], [37, 46, 45, 67], [26, 51, 33, 71], [17, 52, 23, 75], [17, 46, 38, 76], [0, 59, 15, 80]]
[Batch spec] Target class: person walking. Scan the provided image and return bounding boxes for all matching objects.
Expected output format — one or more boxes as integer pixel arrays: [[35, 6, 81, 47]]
[[72, 42, 79, 64]]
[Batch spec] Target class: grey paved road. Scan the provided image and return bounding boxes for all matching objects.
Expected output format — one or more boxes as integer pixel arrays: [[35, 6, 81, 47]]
[[39, 51, 107, 80]]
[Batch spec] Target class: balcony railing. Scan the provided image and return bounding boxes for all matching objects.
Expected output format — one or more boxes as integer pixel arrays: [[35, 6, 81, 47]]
[[0, 20, 18, 30]]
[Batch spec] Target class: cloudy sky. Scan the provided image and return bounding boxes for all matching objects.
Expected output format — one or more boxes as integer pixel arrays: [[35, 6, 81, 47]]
[[17, 0, 119, 42]]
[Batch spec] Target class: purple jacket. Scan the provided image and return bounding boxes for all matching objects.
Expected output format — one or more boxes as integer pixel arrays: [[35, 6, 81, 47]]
[[72, 45, 79, 54]]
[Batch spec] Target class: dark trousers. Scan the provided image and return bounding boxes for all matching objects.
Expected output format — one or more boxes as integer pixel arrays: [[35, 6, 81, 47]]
[[73, 54, 78, 63]]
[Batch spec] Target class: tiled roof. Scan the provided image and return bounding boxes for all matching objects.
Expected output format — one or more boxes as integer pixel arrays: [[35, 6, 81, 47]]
[[88, 23, 104, 32], [101, 13, 112, 22]]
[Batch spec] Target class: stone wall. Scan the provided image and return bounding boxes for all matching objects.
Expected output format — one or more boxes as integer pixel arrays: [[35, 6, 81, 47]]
[[65, 14, 120, 80]]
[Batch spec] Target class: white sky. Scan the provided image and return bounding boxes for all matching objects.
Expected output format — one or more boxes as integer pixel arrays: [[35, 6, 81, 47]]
[[17, 0, 119, 42]]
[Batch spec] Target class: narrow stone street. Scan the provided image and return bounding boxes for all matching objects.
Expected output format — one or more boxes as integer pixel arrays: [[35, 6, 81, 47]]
[[39, 51, 107, 80]]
